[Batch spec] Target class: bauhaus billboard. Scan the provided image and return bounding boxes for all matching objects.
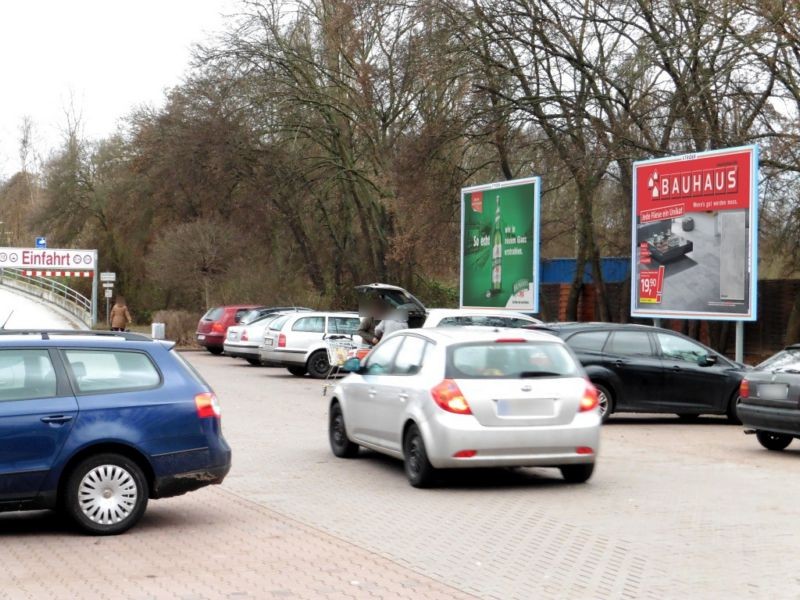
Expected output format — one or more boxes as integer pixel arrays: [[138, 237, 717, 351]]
[[460, 177, 541, 312], [631, 145, 759, 320]]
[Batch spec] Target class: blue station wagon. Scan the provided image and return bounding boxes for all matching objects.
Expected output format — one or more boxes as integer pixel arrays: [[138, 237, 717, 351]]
[[0, 330, 231, 534]]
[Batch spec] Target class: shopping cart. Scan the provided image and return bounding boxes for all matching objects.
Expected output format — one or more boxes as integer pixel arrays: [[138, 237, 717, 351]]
[[322, 335, 369, 395]]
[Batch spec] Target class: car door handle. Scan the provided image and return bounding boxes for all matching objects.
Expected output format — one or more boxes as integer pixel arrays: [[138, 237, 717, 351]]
[[41, 415, 73, 425], [398, 392, 409, 401], [672, 365, 682, 371], [368, 388, 377, 398], [614, 360, 626, 367]]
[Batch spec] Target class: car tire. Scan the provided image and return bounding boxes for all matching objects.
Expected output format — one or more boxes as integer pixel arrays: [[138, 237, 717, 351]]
[[329, 403, 359, 458], [403, 424, 436, 488], [756, 430, 793, 451], [287, 366, 307, 377], [64, 453, 149, 535], [207, 346, 224, 355], [246, 358, 262, 366], [560, 463, 594, 484], [594, 383, 614, 424], [307, 350, 330, 379], [727, 394, 742, 424]]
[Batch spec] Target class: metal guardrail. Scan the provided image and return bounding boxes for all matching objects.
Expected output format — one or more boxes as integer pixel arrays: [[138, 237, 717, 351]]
[[0, 267, 92, 328]]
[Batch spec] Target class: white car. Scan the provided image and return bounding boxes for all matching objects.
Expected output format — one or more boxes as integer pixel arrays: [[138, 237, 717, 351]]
[[421, 308, 542, 328], [328, 327, 601, 487], [259, 312, 361, 378], [224, 312, 292, 365]]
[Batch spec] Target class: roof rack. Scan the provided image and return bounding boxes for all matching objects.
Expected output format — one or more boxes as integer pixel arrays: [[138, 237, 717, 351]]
[[0, 330, 152, 342]]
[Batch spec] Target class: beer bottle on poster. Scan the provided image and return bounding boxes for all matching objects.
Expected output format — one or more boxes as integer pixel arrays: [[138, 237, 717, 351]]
[[491, 195, 502, 295]]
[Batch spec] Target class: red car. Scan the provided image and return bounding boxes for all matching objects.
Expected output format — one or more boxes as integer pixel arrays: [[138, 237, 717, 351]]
[[196, 305, 262, 354]]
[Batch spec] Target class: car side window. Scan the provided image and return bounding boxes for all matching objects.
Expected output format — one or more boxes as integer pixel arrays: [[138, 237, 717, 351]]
[[657, 333, 709, 363], [328, 317, 360, 335], [364, 336, 404, 376], [393, 336, 428, 375], [234, 309, 250, 323], [605, 331, 653, 357], [63, 350, 161, 394], [0, 349, 57, 402], [567, 331, 610, 352], [292, 317, 325, 333]]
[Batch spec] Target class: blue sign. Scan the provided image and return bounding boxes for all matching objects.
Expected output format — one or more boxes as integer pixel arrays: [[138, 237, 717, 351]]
[[35, 237, 46, 249]]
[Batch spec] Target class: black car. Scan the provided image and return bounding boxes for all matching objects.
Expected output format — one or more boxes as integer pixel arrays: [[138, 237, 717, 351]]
[[546, 323, 747, 422], [738, 345, 800, 451]]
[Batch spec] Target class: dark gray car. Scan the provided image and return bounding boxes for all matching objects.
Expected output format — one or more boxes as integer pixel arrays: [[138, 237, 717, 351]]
[[545, 323, 747, 422], [738, 344, 800, 451]]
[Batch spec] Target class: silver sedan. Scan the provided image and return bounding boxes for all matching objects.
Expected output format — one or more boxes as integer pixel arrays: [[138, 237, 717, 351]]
[[328, 327, 601, 487]]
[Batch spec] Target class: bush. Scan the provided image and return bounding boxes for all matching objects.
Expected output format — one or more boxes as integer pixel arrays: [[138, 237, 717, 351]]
[[151, 310, 199, 346]]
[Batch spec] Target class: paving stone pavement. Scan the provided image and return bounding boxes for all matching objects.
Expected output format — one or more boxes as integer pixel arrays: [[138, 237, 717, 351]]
[[3, 351, 800, 600]]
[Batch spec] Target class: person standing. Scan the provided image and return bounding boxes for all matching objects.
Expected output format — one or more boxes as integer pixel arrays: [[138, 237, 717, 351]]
[[110, 296, 132, 332]]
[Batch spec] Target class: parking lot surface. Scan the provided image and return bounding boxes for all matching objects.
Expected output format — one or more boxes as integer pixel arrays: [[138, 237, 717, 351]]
[[2, 351, 799, 599]]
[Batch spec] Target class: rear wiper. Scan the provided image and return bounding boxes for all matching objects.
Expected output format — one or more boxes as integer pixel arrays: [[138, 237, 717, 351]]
[[519, 371, 562, 378]]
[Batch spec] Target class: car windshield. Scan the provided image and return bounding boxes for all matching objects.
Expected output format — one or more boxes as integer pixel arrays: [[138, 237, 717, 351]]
[[757, 348, 800, 372], [446, 341, 582, 379]]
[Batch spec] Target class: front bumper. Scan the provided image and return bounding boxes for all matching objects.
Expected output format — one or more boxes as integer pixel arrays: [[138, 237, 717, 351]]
[[421, 410, 601, 469], [738, 403, 800, 436]]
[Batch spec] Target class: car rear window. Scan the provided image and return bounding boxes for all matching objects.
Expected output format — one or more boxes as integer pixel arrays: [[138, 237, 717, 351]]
[[203, 307, 224, 321], [758, 348, 800, 372], [567, 331, 609, 352], [63, 349, 161, 394], [446, 342, 581, 379], [438, 315, 533, 328], [0, 349, 57, 402]]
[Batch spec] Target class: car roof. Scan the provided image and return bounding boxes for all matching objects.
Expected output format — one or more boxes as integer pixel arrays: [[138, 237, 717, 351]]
[[0, 330, 168, 350], [387, 326, 563, 346], [283, 311, 359, 318], [426, 308, 539, 319], [547, 322, 659, 333]]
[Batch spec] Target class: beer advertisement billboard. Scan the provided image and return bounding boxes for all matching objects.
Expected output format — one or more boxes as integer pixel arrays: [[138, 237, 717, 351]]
[[460, 177, 541, 312], [631, 145, 759, 320]]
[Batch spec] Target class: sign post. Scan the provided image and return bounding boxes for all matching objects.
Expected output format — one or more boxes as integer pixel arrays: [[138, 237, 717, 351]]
[[631, 146, 759, 362], [460, 177, 541, 312], [100, 273, 116, 328]]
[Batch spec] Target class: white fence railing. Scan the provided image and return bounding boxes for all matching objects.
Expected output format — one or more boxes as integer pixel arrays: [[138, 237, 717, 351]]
[[0, 268, 92, 328]]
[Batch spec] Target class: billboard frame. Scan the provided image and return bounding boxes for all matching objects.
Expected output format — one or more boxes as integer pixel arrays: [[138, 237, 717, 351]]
[[630, 145, 759, 322], [459, 176, 541, 313]]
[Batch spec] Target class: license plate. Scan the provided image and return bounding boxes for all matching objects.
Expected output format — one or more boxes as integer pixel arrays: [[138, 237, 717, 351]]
[[495, 398, 555, 417], [758, 383, 789, 400], [229, 333, 238, 341], [263, 338, 273, 347], [197, 334, 206, 341]]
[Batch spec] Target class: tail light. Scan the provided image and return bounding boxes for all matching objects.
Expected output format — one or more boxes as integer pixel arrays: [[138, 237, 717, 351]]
[[739, 379, 750, 399], [453, 450, 477, 458], [211, 322, 225, 334], [431, 379, 471, 414], [579, 382, 599, 412], [241, 331, 249, 341], [278, 334, 287, 348], [195, 392, 221, 418], [495, 338, 526, 343], [576, 446, 594, 455]]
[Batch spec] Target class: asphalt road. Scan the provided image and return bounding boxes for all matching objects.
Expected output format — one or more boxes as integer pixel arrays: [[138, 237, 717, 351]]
[[1, 350, 798, 599]]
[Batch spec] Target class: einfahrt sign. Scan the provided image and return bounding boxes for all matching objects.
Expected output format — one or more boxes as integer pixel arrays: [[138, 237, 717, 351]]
[[0, 247, 97, 270], [631, 145, 758, 321]]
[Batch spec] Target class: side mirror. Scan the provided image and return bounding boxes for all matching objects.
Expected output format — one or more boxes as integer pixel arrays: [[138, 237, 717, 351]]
[[342, 357, 362, 373], [698, 354, 717, 367]]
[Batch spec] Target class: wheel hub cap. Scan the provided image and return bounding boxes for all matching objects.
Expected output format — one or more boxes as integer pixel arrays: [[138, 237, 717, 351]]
[[78, 465, 138, 525]]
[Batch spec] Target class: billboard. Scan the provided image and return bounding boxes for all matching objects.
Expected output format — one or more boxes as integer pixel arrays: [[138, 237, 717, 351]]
[[0, 247, 97, 270], [460, 177, 541, 312], [631, 145, 758, 320]]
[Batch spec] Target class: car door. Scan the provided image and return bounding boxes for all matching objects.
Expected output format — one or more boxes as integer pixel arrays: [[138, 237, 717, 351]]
[[0, 348, 78, 501], [601, 330, 664, 410], [655, 332, 732, 412], [346, 336, 404, 450], [370, 335, 430, 452]]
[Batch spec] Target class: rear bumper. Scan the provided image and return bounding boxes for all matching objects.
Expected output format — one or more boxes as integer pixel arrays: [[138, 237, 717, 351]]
[[196, 333, 224, 348], [738, 403, 800, 436], [223, 343, 260, 359], [152, 463, 231, 498], [421, 411, 601, 469], [259, 348, 307, 366]]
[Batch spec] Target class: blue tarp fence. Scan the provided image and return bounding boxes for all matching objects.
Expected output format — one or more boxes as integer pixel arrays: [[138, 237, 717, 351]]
[[541, 258, 631, 284]]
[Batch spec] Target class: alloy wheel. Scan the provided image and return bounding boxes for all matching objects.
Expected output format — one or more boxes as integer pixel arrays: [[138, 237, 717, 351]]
[[78, 464, 139, 525]]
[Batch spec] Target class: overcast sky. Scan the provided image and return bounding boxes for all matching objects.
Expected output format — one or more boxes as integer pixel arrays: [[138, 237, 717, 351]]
[[0, 0, 239, 178]]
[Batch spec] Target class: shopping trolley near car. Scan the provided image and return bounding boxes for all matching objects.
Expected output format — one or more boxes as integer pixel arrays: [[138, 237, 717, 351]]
[[322, 334, 371, 395]]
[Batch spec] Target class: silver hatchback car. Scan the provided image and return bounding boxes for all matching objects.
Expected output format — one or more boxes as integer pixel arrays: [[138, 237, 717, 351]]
[[329, 328, 601, 487]]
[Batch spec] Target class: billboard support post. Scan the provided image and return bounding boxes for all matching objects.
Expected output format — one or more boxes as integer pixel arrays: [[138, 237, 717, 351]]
[[460, 176, 541, 312], [736, 321, 744, 363]]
